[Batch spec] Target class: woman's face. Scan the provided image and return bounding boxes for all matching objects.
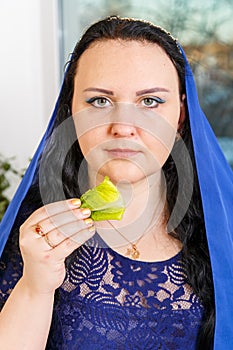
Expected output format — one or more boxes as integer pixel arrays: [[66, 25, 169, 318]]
[[72, 40, 185, 184]]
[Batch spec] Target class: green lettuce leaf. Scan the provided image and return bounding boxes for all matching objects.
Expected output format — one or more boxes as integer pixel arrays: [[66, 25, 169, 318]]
[[80, 176, 125, 221]]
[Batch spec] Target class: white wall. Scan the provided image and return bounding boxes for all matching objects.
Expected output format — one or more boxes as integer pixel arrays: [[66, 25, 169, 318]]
[[0, 0, 59, 196]]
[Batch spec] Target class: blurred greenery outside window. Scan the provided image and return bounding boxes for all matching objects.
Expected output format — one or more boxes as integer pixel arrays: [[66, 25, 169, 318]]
[[0, 155, 24, 220], [58, 0, 233, 168]]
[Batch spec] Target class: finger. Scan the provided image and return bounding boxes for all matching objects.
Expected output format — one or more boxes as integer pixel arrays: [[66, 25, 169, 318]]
[[24, 198, 83, 229], [27, 219, 95, 253], [41, 217, 94, 247], [50, 226, 96, 260], [38, 207, 91, 235]]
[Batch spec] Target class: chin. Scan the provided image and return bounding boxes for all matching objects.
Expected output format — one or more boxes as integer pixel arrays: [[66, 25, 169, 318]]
[[99, 164, 150, 185]]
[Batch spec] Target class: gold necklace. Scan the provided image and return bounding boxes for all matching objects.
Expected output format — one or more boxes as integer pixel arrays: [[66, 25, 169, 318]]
[[105, 188, 168, 260], [106, 196, 169, 260], [107, 220, 142, 259]]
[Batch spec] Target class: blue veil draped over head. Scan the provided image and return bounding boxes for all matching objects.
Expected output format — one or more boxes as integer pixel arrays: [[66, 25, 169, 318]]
[[0, 39, 232, 349]]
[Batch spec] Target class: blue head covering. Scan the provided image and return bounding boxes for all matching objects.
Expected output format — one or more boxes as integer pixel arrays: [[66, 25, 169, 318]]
[[180, 47, 233, 348], [0, 40, 232, 349]]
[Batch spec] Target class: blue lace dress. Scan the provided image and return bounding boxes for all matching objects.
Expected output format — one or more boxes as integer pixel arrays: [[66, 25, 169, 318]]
[[0, 232, 204, 350]]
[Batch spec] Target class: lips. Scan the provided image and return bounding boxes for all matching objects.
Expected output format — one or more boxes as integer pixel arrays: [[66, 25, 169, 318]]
[[106, 148, 141, 158]]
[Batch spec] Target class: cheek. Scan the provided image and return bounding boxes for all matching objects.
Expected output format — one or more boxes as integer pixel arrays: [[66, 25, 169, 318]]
[[73, 111, 105, 155], [140, 127, 176, 167], [77, 125, 108, 158], [77, 129, 111, 176], [135, 102, 180, 144], [78, 132, 97, 156], [160, 101, 181, 129]]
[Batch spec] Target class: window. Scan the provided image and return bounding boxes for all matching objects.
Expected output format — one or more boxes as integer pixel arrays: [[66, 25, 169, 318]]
[[58, 0, 233, 167]]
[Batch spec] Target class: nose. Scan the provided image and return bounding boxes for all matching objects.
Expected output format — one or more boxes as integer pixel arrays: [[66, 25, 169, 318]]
[[108, 103, 138, 137], [110, 122, 137, 137]]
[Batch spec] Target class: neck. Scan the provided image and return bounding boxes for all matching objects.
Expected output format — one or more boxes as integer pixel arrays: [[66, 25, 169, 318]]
[[88, 169, 165, 223], [116, 172, 166, 227]]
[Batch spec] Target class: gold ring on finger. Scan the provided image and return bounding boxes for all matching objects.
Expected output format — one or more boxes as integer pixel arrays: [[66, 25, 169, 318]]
[[44, 234, 56, 249], [34, 224, 45, 237]]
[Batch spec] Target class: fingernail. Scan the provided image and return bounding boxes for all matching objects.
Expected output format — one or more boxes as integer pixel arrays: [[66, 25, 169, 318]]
[[88, 225, 96, 233], [84, 218, 93, 226], [81, 208, 91, 216], [70, 198, 81, 206]]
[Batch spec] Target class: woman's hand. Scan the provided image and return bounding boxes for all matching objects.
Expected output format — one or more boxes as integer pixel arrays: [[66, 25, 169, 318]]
[[19, 198, 95, 295]]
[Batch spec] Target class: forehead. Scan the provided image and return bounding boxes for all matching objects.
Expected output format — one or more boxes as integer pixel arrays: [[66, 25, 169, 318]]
[[75, 40, 179, 90]]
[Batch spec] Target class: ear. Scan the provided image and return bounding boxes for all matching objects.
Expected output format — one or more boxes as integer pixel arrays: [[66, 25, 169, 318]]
[[178, 94, 186, 132]]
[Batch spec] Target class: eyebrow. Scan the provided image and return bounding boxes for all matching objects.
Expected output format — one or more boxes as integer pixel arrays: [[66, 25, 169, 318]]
[[136, 87, 170, 96], [83, 87, 170, 96], [83, 87, 114, 95]]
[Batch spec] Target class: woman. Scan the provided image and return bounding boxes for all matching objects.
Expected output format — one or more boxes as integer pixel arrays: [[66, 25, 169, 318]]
[[0, 16, 232, 350]]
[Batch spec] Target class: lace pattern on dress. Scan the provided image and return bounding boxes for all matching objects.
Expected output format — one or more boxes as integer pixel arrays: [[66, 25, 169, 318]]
[[0, 228, 23, 309], [47, 234, 203, 349], [0, 225, 204, 350]]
